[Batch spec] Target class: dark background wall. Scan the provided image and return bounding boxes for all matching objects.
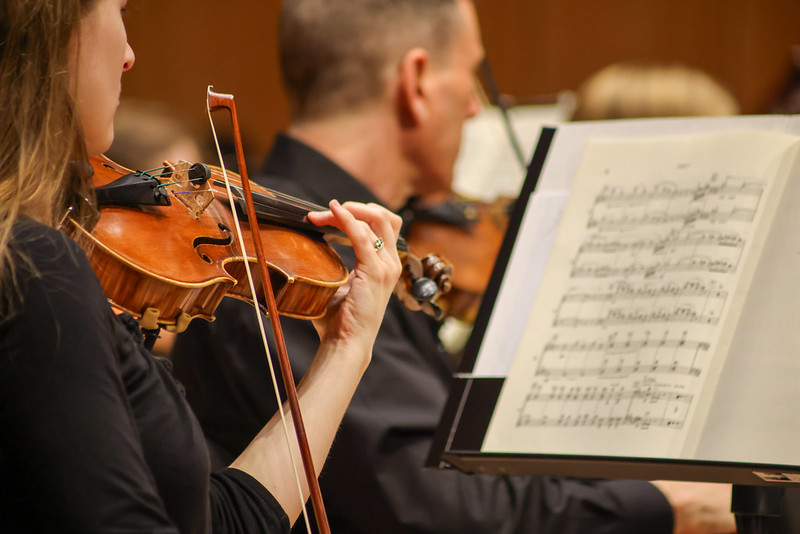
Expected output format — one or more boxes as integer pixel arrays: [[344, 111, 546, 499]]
[[121, 0, 800, 164]]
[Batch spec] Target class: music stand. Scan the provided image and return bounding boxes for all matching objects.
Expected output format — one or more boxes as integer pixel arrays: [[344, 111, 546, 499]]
[[429, 117, 800, 533]]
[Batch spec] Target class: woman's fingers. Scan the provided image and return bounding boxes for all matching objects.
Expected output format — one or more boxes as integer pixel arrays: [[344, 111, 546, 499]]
[[337, 201, 403, 243], [307, 200, 403, 344], [308, 201, 402, 241], [309, 200, 402, 272]]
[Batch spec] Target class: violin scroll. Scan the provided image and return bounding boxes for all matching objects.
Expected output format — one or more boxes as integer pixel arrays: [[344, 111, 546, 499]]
[[395, 251, 453, 320], [404, 195, 513, 323]]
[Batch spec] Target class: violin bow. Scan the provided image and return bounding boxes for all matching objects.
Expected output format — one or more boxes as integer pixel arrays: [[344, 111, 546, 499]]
[[206, 86, 330, 534]]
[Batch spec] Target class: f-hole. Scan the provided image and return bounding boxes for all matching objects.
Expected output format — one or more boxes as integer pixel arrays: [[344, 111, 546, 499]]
[[194, 223, 234, 263]]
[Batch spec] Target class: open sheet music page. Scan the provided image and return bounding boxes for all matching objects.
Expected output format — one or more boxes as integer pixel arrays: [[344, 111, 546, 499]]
[[482, 129, 800, 459]]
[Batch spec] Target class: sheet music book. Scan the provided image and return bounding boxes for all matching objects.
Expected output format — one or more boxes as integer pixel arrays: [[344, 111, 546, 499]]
[[432, 115, 800, 484]]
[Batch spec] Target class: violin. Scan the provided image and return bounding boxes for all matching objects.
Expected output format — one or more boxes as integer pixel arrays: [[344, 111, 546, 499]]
[[404, 195, 513, 323], [72, 154, 453, 333]]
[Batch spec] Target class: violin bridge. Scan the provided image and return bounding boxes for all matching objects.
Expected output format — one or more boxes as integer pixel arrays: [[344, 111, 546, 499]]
[[164, 160, 214, 219]]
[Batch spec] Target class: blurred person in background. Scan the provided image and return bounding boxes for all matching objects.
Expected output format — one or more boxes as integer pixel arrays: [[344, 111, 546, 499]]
[[571, 61, 740, 121]]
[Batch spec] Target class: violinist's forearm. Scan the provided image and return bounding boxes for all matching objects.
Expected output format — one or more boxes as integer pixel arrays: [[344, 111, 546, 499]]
[[232, 199, 399, 523], [230, 337, 370, 523]]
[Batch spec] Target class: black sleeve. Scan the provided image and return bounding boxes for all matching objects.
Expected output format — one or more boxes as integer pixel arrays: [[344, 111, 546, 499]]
[[0, 224, 178, 532], [171, 297, 293, 469], [534, 478, 673, 534], [210, 468, 291, 534]]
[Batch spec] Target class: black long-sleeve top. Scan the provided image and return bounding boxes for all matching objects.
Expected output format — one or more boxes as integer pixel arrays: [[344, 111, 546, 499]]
[[170, 134, 675, 534], [0, 218, 289, 533]]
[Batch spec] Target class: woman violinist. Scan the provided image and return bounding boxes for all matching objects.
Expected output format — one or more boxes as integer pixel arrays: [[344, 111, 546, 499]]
[[0, 0, 402, 531]]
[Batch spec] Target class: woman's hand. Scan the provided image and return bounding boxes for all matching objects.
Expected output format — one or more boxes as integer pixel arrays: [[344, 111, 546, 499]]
[[307, 199, 402, 360]]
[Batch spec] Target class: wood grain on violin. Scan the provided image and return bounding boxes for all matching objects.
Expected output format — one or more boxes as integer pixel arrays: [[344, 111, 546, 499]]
[[73, 155, 348, 330]]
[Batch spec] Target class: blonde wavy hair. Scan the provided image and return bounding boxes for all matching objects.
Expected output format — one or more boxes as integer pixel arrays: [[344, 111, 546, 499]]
[[572, 62, 740, 121], [0, 0, 98, 310]]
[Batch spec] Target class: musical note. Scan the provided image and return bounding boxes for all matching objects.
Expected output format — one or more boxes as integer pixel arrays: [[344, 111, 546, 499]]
[[554, 280, 726, 327], [578, 230, 744, 255], [516, 383, 692, 430], [536, 331, 707, 378], [594, 176, 764, 205], [588, 176, 765, 232]]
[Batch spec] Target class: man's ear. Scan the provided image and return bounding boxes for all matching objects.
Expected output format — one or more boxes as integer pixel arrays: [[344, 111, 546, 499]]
[[397, 47, 431, 126]]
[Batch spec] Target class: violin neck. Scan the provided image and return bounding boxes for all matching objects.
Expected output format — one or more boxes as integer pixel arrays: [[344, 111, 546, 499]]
[[219, 179, 326, 233], [217, 180, 408, 252]]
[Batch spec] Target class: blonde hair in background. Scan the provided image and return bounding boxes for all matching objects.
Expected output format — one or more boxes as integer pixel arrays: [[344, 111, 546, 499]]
[[0, 0, 98, 311], [571, 62, 740, 121]]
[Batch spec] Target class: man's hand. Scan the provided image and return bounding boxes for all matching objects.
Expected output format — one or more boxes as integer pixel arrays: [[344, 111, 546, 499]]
[[651, 480, 736, 534]]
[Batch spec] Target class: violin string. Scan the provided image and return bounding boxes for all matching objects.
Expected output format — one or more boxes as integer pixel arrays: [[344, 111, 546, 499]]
[[230, 182, 327, 214], [206, 95, 314, 534], [265, 188, 327, 211], [209, 182, 410, 256], [156, 180, 196, 189], [238, 186, 409, 251], [141, 165, 169, 174], [139, 166, 197, 183]]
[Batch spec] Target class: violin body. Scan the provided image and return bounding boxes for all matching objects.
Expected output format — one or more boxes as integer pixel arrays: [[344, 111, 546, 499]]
[[74, 155, 349, 330], [203, 163, 350, 316]]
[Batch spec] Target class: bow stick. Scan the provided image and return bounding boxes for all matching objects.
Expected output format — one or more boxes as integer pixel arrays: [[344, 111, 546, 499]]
[[206, 86, 330, 534]]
